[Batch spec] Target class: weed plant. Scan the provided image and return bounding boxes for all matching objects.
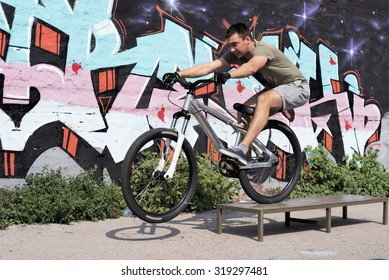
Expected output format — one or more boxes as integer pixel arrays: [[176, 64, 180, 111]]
[[291, 145, 389, 198]]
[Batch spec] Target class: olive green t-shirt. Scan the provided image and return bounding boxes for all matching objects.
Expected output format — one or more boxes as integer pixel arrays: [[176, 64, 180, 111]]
[[221, 40, 307, 89]]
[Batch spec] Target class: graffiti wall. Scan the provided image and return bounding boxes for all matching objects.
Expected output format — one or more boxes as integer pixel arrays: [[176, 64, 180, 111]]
[[0, 0, 388, 185]]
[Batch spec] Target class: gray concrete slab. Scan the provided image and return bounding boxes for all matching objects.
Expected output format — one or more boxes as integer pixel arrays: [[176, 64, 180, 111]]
[[0, 202, 388, 260]]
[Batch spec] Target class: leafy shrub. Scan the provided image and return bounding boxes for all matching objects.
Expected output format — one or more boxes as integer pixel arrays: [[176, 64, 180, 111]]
[[0, 154, 240, 229], [188, 154, 240, 212], [290, 144, 389, 198], [0, 168, 126, 229]]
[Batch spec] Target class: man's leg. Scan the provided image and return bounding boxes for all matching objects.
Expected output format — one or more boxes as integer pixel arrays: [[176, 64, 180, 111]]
[[241, 89, 283, 148], [220, 89, 283, 165]]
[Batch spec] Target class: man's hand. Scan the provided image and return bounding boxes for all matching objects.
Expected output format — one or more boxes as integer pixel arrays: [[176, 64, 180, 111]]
[[162, 72, 180, 86], [213, 72, 231, 84]]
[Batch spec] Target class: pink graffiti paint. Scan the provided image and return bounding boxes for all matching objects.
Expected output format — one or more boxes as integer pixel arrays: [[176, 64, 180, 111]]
[[157, 105, 165, 122], [72, 62, 82, 74], [236, 80, 245, 93]]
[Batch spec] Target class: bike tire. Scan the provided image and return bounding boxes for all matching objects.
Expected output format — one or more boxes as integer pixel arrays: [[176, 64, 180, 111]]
[[239, 120, 302, 203], [121, 128, 198, 223]]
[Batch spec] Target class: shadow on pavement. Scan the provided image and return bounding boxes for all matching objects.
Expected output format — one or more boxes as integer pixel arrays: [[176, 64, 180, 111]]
[[107, 210, 379, 242]]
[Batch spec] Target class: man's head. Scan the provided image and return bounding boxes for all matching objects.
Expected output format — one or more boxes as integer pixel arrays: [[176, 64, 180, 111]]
[[225, 23, 254, 58], [225, 23, 253, 40]]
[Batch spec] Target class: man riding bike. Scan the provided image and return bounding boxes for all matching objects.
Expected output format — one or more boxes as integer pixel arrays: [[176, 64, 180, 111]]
[[163, 22, 310, 165]]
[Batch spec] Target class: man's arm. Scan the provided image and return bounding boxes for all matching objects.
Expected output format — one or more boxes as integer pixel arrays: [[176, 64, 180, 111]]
[[229, 56, 268, 79], [177, 58, 228, 78]]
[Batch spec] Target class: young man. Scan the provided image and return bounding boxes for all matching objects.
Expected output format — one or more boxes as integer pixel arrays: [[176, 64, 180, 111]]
[[162, 22, 310, 165]]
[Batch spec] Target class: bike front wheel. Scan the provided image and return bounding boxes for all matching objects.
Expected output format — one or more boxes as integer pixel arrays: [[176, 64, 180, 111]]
[[239, 120, 302, 203], [121, 128, 198, 223]]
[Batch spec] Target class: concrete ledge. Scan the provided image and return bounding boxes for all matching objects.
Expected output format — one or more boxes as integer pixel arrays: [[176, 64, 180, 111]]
[[217, 194, 388, 242]]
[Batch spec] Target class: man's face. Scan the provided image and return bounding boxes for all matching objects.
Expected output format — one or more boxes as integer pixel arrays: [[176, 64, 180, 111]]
[[226, 33, 251, 58]]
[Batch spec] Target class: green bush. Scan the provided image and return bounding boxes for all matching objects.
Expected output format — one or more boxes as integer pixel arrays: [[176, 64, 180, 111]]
[[0, 168, 127, 230], [0, 155, 240, 229], [290, 144, 389, 198], [188, 154, 240, 212]]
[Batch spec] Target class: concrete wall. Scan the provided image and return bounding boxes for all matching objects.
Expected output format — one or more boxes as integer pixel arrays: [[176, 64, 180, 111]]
[[0, 0, 388, 186]]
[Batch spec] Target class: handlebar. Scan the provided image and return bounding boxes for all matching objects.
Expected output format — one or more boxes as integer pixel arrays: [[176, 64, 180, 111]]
[[165, 78, 215, 91]]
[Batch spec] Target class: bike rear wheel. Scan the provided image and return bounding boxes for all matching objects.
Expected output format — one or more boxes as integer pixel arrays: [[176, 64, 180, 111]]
[[121, 128, 198, 223], [239, 120, 302, 203]]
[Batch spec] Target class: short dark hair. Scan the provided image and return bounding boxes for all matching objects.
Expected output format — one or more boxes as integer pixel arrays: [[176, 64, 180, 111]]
[[225, 23, 253, 40]]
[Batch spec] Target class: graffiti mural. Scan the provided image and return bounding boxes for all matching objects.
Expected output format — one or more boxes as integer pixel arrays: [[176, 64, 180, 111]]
[[0, 0, 387, 184]]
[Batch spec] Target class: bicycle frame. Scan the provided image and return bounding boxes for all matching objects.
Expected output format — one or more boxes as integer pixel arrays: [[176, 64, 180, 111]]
[[165, 86, 278, 176]]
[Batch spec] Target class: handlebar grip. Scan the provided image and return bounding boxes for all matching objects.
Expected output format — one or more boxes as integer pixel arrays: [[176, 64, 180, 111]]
[[179, 78, 215, 90]]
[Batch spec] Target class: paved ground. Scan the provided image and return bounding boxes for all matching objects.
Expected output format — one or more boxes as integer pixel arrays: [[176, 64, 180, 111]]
[[0, 201, 388, 260]]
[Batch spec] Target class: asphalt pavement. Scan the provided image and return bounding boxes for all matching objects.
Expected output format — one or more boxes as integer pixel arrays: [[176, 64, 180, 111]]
[[0, 201, 388, 260]]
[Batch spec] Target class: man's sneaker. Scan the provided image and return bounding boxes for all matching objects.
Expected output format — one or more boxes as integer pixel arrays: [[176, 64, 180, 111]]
[[219, 146, 248, 165]]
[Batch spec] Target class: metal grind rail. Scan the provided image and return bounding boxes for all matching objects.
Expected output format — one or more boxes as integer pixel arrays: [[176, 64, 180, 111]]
[[217, 194, 388, 242]]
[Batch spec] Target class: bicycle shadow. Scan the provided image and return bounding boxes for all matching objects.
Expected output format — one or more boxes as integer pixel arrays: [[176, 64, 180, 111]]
[[105, 210, 376, 242], [105, 210, 262, 241], [106, 222, 181, 241]]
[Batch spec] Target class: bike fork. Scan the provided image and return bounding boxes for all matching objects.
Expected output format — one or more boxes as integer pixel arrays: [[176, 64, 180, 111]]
[[155, 111, 191, 180], [162, 131, 185, 179]]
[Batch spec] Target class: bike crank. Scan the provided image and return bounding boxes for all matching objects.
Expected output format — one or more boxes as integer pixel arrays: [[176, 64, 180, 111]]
[[219, 156, 240, 178]]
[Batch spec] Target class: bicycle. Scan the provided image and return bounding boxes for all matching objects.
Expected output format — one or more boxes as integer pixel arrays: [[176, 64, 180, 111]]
[[121, 77, 302, 223]]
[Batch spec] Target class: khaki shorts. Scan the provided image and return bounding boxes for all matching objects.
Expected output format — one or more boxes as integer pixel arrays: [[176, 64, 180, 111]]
[[246, 80, 310, 112], [274, 80, 310, 111]]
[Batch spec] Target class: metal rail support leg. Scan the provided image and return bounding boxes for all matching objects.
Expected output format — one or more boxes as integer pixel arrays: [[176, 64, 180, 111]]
[[326, 207, 332, 233], [258, 211, 264, 242], [217, 207, 222, 234], [285, 212, 291, 227], [342, 206, 348, 219]]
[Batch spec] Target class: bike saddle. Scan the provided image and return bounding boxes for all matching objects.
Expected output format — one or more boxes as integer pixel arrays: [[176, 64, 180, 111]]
[[233, 103, 255, 116]]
